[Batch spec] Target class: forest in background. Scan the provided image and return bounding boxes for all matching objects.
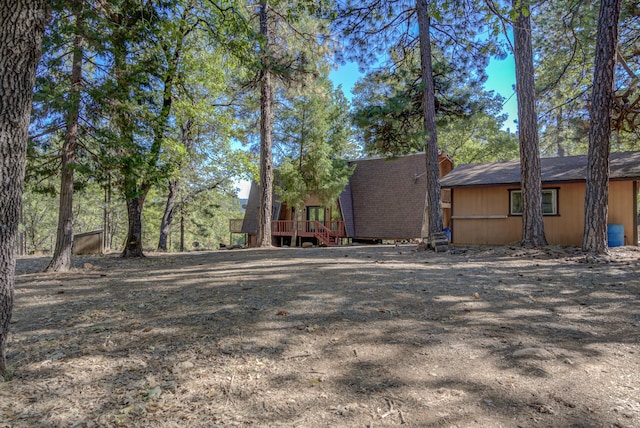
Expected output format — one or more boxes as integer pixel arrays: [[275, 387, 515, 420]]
[[18, 0, 640, 256]]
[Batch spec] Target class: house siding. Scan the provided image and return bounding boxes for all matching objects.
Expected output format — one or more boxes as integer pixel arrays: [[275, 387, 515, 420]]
[[451, 181, 635, 246]]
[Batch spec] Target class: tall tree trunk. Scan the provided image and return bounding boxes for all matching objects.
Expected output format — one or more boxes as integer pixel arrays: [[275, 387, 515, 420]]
[[158, 180, 179, 252], [47, 1, 84, 272], [0, 0, 49, 377], [122, 187, 148, 258], [582, 0, 623, 254], [180, 199, 185, 252], [512, 0, 547, 247], [416, 0, 443, 238], [111, 30, 144, 259], [103, 173, 112, 251], [258, 0, 274, 247], [120, 44, 178, 258]]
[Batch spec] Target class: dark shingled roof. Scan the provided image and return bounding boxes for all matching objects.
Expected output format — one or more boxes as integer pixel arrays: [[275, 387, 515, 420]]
[[240, 181, 281, 235], [338, 183, 355, 237], [345, 153, 428, 239], [440, 151, 640, 188]]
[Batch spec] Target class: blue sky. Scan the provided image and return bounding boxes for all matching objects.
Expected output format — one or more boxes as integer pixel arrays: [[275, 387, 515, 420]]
[[329, 55, 518, 131], [484, 55, 518, 131]]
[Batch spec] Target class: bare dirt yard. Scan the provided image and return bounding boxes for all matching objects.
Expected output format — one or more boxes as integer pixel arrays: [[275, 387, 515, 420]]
[[1, 244, 639, 427]]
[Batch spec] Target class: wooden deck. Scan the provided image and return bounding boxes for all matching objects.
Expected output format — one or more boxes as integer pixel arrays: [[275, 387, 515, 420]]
[[272, 220, 345, 246]]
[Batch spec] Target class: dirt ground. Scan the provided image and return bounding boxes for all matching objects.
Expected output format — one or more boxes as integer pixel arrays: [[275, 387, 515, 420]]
[[1, 244, 639, 427]]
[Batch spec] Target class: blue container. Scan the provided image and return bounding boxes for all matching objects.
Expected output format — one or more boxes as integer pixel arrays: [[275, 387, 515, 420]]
[[443, 227, 452, 242], [607, 224, 624, 247]]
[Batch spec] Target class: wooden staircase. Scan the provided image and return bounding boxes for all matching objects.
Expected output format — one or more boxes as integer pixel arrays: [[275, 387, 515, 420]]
[[312, 221, 341, 246]]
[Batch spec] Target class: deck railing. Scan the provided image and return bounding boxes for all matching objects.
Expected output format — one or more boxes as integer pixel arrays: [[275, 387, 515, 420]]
[[272, 220, 345, 238]]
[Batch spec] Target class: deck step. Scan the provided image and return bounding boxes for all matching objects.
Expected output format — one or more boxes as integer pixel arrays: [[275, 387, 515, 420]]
[[426, 232, 449, 252]]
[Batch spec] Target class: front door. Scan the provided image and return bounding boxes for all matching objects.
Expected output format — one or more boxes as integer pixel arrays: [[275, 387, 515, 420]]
[[306, 206, 325, 232]]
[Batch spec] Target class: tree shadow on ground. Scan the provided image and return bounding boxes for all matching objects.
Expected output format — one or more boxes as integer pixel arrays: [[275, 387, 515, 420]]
[[5, 245, 639, 426]]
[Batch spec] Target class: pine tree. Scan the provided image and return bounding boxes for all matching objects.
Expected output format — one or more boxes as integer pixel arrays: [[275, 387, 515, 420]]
[[257, 0, 274, 247], [511, 0, 547, 247], [46, 0, 85, 272], [247, 0, 333, 247], [275, 80, 354, 245], [582, 0, 623, 254], [416, 0, 443, 237]]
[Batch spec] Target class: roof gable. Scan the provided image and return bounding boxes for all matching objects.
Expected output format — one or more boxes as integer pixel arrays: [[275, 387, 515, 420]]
[[240, 181, 281, 235]]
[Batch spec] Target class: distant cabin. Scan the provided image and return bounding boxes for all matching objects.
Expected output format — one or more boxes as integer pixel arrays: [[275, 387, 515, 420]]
[[440, 151, 640, 246], [241, 152, 454, 247], [72, 230, 103, 255]]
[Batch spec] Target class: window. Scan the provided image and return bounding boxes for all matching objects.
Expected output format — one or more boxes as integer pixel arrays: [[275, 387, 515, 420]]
[[306, 206, 325, 232], [306, 206, 325, 223], [509, 189, 558, 216]]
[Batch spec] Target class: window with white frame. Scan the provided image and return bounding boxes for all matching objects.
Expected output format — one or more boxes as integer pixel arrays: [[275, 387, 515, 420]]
[[509, 188, 558, 216]]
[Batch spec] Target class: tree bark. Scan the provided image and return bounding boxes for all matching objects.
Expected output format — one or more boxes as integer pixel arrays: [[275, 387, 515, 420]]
[[103, 173, 112, 251], [258, 0, 274, 247], [416, 0, 443, 238], [47, 1, 84, 272], [582, 0, 623, 254], [180, 199, 185, 252], [0, 0, 49, 377], [122, 189, 148, 258], [157, 180, 179, 252], [111, 28, 146, 259], [512, 0, 547, 247]]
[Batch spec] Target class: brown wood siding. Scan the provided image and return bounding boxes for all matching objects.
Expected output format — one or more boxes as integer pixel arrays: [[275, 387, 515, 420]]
[[451, 186, 519, 245], [451, 181, 635, 246], [543, 183, 584, 246], [608, 181, 634, 245], [439, 157, 454, 177]]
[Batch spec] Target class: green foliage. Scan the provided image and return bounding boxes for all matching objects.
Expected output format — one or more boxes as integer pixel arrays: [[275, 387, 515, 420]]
[[26, 0, 256, 256], [335, 0, 505, 72], [351, 49, 513, 160], [337, 0, 513, 162], [20, 179, 128, 254], [145, 186, 244, 251], [534, 0, 640, 156], [29, 1, 103, 195], [275, 78, 355, 210], [438, 113, 519, 164], [21, 187, 58, 254]]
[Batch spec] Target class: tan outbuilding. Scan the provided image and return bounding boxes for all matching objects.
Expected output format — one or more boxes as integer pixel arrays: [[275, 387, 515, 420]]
[[440, 151, 640, 246]]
